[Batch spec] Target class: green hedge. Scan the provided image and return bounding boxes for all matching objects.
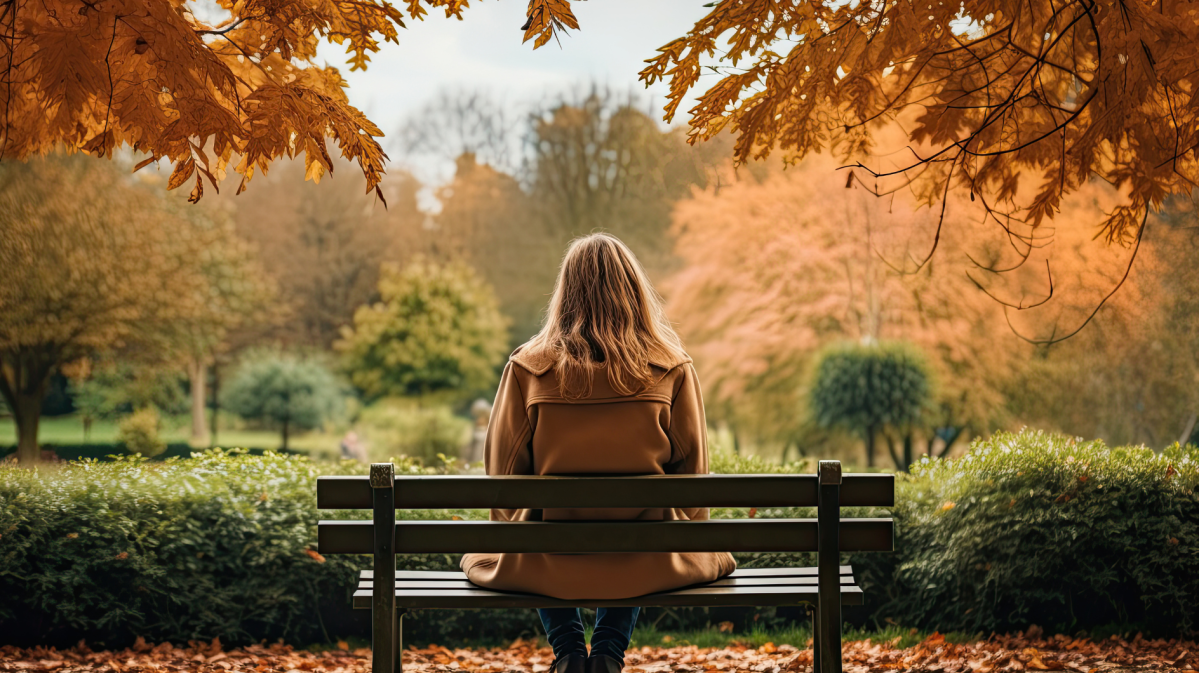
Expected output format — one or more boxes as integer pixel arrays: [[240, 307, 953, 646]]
[[0, 451, 523, 648], [0, 444, 291, 462], [734, 433, 1198, 635], [0, 432, 1195, 649]]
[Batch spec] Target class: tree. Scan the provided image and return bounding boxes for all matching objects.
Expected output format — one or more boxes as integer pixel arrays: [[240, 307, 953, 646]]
[[527, 88, 722, 274], [157, 196, 277, 445], [222, 351, 340, 450], [810, 342, 932, 468], [639, 0, 1199, 259], [417, 87, 729, 344], [336, 258, 509, 401], [666, 150, 1017, 458], [1000, 204, 1199, 448], [426, 153, 548, 343], [398, 90, 519, 177], [0, 154, 229, 464], [226, 155, 422, 348], [65, 358, 190, 438]]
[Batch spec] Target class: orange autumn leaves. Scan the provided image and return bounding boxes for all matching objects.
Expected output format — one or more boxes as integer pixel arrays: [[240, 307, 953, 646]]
[[1, 630, 1196, 673], [0, 0, 581, 203], [639, 0, 1199, 246], [0, 0, 413, 200], [8, 0, 1199, 240]]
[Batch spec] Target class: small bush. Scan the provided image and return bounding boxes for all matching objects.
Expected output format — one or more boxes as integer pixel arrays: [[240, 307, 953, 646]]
[[810, 341, 932, 467], [117, 408, 166, 457], [223, 351, 342, 451], [357, 399, 471, 464]]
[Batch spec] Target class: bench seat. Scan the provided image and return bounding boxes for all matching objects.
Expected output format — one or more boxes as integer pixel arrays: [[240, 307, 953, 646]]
[[353, 566, 864, 609]]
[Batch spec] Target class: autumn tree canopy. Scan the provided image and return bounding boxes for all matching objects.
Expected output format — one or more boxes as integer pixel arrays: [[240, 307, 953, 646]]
[[640, 0, 1199, 250], [7, 0, 1193, 242]]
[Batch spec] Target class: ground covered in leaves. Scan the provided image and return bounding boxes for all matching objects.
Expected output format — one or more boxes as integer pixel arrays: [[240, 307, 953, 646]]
[[1, 632, 1196, 673]]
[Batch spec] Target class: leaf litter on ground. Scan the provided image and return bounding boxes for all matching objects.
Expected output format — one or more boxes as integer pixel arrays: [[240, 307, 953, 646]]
[[1, 630, 1196, 673]]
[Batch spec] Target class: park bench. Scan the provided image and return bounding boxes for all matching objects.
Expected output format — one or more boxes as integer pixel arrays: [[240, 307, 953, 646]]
[[317, 461, 894, 673]]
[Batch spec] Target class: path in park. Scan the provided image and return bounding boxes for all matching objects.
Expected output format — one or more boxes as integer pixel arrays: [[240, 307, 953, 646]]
[[1, 632, 1195, 673]]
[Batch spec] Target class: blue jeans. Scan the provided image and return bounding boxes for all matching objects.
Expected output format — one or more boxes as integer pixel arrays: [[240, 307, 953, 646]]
[[538, 608, 640, 663]]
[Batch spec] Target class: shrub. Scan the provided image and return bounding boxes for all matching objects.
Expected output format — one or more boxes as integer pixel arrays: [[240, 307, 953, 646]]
[[117, 408, 166, 457], [223, 351, 342, 450], [335, 258, 509, 402], [810, 341, 932, 467], [0, 451, 502, 648], [871, 431, 1199, 635], [357, 399, 471, 464]]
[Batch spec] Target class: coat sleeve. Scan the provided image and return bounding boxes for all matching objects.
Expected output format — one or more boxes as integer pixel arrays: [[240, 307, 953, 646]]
[[484, 361, 533, 522], [665, 363, 711, 521]]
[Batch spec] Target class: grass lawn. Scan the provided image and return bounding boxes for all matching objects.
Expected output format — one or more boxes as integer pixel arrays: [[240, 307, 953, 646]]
[[0, 414, 343, 458]]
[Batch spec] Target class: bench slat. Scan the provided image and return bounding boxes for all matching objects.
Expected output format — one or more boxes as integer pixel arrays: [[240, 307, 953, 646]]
[[351, 584, 864, 610], [319, 519, 894, 555], [359, 566, 855, 580], [359, 575, 858, 591], [317, 474, 894, 510]]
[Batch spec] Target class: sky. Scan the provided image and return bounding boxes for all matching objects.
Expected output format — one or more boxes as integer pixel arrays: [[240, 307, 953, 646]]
[[314, 0, 713, 185]]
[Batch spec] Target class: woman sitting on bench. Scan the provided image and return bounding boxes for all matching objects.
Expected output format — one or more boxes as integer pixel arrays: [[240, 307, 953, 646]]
[[461, 233, 736, 673]]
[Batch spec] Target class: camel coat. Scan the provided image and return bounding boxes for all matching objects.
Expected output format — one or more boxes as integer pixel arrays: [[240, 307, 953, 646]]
[[460, 347, 736, 600]]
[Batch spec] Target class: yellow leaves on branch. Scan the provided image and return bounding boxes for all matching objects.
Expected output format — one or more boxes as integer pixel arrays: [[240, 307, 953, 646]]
[[638, 0, 1199, 245], [0, 0, 458, 201]]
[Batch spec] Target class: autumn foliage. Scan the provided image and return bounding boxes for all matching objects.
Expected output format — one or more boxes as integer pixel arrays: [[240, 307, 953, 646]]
[[9, 0, 1197, 245], [0, 0, 458, 200], [639, 0, 1199, 248]]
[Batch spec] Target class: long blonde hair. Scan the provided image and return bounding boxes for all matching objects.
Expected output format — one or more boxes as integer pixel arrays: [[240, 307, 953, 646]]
[[524, 233, 688, 400]]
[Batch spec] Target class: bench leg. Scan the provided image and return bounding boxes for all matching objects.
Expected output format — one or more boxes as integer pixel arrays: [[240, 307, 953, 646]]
[[372, 593, 395, 673], [817, 461, 843, 673], [808, 603, 820, 673], [371, 463, 397, 673], [395, 609, 407, 673]]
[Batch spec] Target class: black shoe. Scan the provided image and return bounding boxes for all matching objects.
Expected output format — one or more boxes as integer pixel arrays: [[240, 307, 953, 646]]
[[585, 654, 623, 673], [553, 653, 587, 673]]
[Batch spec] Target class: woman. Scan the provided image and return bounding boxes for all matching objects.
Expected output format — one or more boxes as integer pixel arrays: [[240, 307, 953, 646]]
[[461, 234, 736, 673]]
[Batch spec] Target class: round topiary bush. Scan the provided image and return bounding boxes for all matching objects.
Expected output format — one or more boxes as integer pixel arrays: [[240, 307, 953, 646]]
[[809, 341, 931, 467]]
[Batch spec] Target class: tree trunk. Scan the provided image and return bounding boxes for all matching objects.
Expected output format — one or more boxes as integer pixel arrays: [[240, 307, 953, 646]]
[[281, 417, 290, 451], [864, 426, 877, 467], [903, 433, 913, 472], [1, 351, 54, 465], [14, 395, 42, 464], [885, 432, 902, 470], [188, 357, 209, 446], [209, 362, 220, 448], [83, 417, 92, 442], [935, 427, 964, 458]]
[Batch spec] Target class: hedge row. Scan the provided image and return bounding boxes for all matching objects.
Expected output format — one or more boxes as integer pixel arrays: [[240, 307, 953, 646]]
[[0, 444, 289, 462], [0, 431, 1195, 648]]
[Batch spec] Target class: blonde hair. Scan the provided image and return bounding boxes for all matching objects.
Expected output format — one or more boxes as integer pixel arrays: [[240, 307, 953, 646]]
[[524, 233, 688, 400]]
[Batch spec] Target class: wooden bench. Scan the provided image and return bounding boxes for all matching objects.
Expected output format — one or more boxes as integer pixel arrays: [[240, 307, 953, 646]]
[[317, 460, 894, 673]]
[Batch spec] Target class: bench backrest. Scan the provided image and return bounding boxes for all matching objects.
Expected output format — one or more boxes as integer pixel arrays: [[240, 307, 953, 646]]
[[317, 461, 894, 556]]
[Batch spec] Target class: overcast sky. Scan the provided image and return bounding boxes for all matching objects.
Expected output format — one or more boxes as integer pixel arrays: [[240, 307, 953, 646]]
[[314, 0, 712, 184]]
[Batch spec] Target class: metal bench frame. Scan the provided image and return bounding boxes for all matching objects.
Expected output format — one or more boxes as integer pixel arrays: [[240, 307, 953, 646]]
[[317, 461, 894, 673]]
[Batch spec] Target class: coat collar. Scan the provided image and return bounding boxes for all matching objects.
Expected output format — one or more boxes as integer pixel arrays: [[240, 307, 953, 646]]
[[510, 346, 691, 377]]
